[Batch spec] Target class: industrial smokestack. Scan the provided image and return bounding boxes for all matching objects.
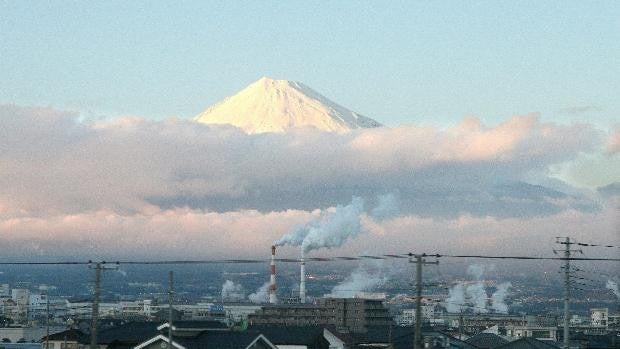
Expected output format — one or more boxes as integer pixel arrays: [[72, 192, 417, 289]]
[[300, 249, 306, 303], [269, 245, 277, 304]]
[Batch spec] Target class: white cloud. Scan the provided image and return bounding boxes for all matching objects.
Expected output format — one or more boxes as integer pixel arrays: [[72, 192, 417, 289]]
[[0, 105, 616, 258]]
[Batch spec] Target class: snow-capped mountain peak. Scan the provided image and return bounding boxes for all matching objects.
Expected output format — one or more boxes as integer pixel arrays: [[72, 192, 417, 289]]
[[194, 77, 381, 133]]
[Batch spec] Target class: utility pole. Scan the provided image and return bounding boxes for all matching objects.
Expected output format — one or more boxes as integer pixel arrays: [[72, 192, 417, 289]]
[[89, 261, 119, 349], [168, 271, 174, 349], [90, 263, 101, 349], [458, 311, 464, 341], [554, 237, 582, 349], [44, 286, 50, 349], [409, 253, 439, 349]]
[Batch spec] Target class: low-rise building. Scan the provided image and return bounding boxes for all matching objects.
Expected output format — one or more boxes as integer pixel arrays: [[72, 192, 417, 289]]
[[0, 326, 65, 343], [248, 297, 392, 333], [504, 325, 557, 341], [590, 308, 608, 327]]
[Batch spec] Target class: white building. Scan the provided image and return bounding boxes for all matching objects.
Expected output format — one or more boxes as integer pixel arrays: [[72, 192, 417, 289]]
[[11, 289, 29, 322], [0, 326, 65, 343], [569, 314, 585, 325], [590, 308, 608, 327], [0, 284, 9, 297], [397, 305, 436, 326], [223, 304, 262, 322], [505, 326, 557, 341], [176, 302, 213, 320], [11, 289, 29, 305], [398, 309, 416, 326]]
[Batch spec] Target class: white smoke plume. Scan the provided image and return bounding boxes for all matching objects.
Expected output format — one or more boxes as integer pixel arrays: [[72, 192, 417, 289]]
[[446, 284, 466, 313], [275, 196, 365, 253], [370, 193, 399, 220], [465, 264, 491, 313], [248, 282, 270, 303], [445, 265, 511, 314], [491, 282, 512, 314], [466, 283, 488, 313], [221, 280, 245, 302], [330, 264, 388, 298], [466, 264, 494, 280], [607, 280, 620, 298]]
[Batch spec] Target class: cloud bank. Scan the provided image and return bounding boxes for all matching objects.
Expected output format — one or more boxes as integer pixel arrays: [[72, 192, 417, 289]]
[[0, 105, 617, 259]]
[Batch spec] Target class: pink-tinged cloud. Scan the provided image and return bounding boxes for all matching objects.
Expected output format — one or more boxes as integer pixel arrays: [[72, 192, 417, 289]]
[[349, 202, 619, 259], [0, 105, 614, 258], [0, 208, 313, 259], [1, 200, 616, 260], [607, 127, 620, 154]]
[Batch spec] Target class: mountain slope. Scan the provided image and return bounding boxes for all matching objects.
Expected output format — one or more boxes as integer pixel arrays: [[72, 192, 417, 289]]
[[194, 77, 382, 133]]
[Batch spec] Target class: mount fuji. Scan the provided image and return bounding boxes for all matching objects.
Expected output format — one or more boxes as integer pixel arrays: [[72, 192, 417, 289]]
[[194, 77, 382, 133]]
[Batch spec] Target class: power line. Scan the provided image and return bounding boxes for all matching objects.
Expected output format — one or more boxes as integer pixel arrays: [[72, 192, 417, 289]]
[[576, 241, 620, 249], [569, 265, 618, 279], [0, 253, 618, 266], [436, 254, 618, 261]]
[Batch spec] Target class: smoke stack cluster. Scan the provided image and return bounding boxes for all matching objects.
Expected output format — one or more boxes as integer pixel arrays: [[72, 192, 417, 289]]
[[269, 245, 277, 304], [274, 195, 395, 304], [300, 249, 306, 303]]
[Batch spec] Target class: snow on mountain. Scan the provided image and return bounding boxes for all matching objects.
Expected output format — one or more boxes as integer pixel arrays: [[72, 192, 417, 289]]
[[194, 77, 382, 133]]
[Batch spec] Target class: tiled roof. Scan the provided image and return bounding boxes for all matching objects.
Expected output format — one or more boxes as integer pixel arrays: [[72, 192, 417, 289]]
[[495, 337, 560, 349], [97, 321, 160, 344], [177, 331, 266, 349], [160, 320, 229, 330], [246, 325, 329, 347], [41, 329, 86, 342], [465, 333, 509, 348]]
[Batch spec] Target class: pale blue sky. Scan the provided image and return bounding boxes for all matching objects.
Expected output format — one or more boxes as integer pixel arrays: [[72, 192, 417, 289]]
[[1, 1, 619, 127]]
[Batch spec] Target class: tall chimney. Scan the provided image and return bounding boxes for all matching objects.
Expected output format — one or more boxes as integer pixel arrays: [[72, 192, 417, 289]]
[[269, 245, 277, 304], [300, 249, 306, 303]]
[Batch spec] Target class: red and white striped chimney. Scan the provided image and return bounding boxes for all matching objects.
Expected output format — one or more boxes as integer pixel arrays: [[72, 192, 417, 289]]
[[269, 245, 277, 304]]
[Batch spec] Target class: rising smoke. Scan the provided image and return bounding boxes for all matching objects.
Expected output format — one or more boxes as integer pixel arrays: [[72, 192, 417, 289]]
[[491, 282, 512, 313], [466, 283, 488, 313], [445, 264, 511, 314], [248, 282, 270, 303], [446, 284, 466, 313], [467, 264, 494, 280], [275, 196, 365, 253], [272, 195, 397, 301], [330, 263, 389, 298], [370, 193, 400, 220], [221, 280, 245, 301], [275, 194, 398, 253]]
